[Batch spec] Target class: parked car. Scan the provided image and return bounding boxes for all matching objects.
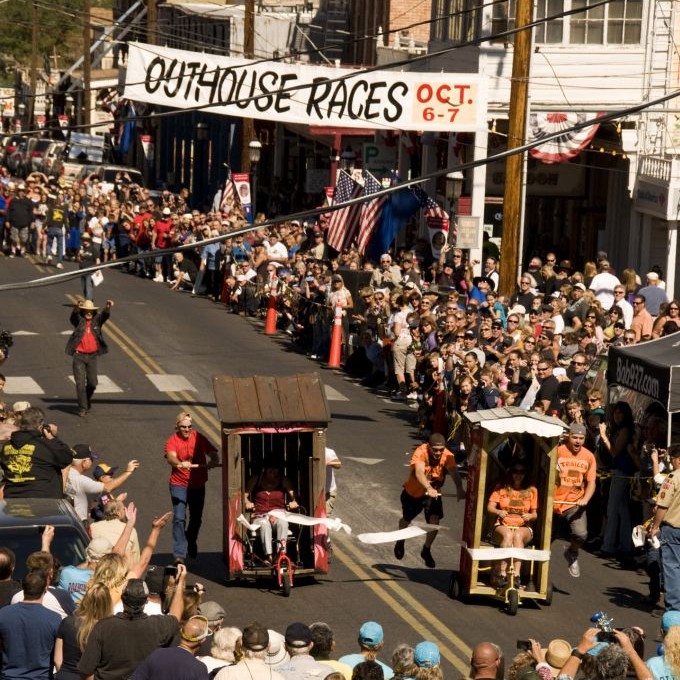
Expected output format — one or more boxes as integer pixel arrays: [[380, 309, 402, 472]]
[[82, 164, 145, 193], [53, 132, 106, 179], [0, 498, 89, 578], [41, 141, 66, 176], [25, 138, 53, 174]]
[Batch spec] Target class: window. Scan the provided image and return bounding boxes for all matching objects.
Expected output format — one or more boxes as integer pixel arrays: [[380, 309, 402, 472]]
[[490, 0, 641, 45], [535, 0, 564, 43], [435, 0, 480, 43]]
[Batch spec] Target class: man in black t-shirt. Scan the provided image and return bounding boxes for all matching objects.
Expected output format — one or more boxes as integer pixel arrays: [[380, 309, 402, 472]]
[[535, 360, 561, 414], [79, 567, 187, 680], [170, 253, 198, 292]]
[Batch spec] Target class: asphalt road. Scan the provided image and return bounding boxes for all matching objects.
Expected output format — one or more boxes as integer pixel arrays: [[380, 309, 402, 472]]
[[0, 255, 664, 676]]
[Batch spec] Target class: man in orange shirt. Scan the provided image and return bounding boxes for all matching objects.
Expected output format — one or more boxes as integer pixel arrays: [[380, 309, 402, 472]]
[[553, 423, 597, 578], [394, 433, 465, 568]]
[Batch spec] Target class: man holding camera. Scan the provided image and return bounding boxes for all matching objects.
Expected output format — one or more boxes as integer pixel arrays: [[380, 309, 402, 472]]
[[0, 407, 73, 498]]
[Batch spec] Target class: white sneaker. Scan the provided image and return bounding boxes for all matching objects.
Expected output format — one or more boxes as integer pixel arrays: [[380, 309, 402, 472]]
[[564, 547, 580, 577], [406, 391, 418, 400], [56, 262, 64, 269], [46, 255, 52, 264], [153, 275, 164, 282]]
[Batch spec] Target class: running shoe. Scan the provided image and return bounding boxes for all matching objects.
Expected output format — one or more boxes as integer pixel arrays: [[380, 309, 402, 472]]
[[394, 540, 405, 560], [421, 546, 436, 568], [564, 547, 580, 577]]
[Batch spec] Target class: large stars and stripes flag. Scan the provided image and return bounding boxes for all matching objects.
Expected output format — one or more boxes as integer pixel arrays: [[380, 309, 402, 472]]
[[412, 184, 452, 241], [219, 169, 236, 213], [357, 171, 387, 255], [326, 170, 363, 252]]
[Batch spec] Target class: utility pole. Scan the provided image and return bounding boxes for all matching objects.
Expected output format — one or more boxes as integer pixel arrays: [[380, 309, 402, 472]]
[[28, 0, 38, 130], [147, 0, 157, 45], [82, 0, 92, 129], [498, 0, 533, 298], [241, 0, 255, 171]]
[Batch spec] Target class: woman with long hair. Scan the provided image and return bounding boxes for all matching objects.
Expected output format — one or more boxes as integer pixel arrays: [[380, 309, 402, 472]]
[[54, 580, 116, 680], [604, 306, 625, 341], [653, 300, 680, 338], [600, 401, 638, 556], [487, 463, 538, 586], [621, 268, 640, 302]]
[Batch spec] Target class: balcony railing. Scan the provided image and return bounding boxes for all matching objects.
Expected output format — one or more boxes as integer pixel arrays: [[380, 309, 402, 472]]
[[638, 155, 680, 184]]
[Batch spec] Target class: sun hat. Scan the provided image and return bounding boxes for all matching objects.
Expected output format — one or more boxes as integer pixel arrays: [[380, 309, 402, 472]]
[[265, 629, 289, 665], [79, 299, 99, 312], [542, 639, 572, 677], [86, 536, 113, 561]]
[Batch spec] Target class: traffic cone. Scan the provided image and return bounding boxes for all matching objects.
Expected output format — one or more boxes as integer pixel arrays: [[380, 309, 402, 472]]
[[264, 286, 278, 335], [327, 302, 343, 368]]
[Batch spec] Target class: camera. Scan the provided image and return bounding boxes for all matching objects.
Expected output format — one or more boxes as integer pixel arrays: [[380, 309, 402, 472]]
[[516, 640, 531, 651], [597, 632, 617, 643]]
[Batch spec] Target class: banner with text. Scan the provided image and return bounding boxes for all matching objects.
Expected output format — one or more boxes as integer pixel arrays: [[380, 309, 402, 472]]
[[124, 42, 486, 132]]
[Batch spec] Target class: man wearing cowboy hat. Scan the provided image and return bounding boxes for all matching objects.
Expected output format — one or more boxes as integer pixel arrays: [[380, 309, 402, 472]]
[[65, 298, 114, 417]]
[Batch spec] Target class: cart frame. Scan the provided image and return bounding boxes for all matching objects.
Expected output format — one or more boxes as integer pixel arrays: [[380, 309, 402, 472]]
[[213, 373, 331, 583], [450, 407, 565, 613]]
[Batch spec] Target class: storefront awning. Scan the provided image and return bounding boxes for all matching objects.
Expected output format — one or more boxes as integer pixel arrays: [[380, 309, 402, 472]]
[[607, 334, 680, 413]]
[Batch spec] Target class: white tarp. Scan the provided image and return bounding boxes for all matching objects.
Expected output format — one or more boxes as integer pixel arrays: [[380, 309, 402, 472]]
[[123, 42, 487, 132], [479, 415, 564, 438]]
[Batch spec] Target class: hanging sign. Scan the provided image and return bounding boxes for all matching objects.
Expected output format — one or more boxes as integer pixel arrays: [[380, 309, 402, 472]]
[[123, 42, 486, 132]]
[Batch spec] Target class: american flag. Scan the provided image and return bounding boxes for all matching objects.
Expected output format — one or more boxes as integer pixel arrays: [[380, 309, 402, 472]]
[[412, 184, 452, 241], [357, 171, 387, 255], [219, 169, 236, 213], [326, 171, 363, 252]]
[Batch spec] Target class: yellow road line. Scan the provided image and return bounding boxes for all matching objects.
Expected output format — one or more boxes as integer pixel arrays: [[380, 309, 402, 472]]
[[69, 293, 472, 668], [338, 534, 472, 657], [333, 540, 470, 674]]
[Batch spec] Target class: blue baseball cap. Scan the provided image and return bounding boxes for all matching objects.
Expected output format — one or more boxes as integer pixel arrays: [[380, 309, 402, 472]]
[[662, 611, 680, 632], [359, 622, 383, 647], [414, 642, 440, 668]]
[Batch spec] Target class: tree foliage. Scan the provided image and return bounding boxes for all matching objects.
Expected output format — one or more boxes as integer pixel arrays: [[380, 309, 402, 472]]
[[0, 0, 90, 72]]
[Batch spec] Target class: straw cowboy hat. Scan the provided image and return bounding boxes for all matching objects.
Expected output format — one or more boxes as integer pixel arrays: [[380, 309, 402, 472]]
[[542, 639, 572, 677], [79, 300, 99, 312]]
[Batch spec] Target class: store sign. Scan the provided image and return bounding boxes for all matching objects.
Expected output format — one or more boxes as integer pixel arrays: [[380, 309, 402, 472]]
[[633, 178, 680, 220], [0, 88, 15, 118], [362, 141, 397, 176], [486, 159, 585, 197], [611, 355, 664, 404], [124, 42, 487, 132]]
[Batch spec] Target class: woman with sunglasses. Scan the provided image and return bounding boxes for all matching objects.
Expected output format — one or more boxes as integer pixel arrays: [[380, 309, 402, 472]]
[[603, 306, 625, 341], [487, 465, 538, 587], [652, 300, 680, 338]]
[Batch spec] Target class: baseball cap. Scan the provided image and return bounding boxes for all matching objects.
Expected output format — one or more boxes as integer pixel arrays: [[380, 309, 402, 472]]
[[242, 622, 270, 651], [574, 283, 586, 291], [144, 565, 165, 596], [662, 611, 680, 632], [12, 401, 31, 413], [614, 321, 625, 329], [93, 463, 118, 480], [86, 536, 113, 561], [162, 207, 171, 216], [414, 642, 441, 668], [428, 433, 446, 447], [359, 621, 384, 647], [122, 579, 149, 607], [285, 622, 313, 648], [199, 601, 226, 624], [73, 444, 98, 460], [569, 423, 587, 435], [464, 330, 476, 338]]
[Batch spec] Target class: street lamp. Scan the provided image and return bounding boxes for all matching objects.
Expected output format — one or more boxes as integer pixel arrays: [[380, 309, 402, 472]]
[[248, 138, 262, 216], [446, 171, 464, 245], [196, 122, 209, 141], [17, 103, 25, 132]]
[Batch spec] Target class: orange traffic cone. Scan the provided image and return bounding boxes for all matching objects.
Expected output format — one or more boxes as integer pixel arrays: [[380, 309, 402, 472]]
[[327, 302, 343, 368], [264, 286, 278, 335]]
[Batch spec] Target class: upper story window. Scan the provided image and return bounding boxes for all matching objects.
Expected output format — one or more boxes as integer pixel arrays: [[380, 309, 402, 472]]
[[489, 0, 642, 45], [433, 0, 480, 43]]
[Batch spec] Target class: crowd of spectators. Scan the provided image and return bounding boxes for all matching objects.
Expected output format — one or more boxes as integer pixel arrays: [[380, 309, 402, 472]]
[[1, 170, 680, 678]]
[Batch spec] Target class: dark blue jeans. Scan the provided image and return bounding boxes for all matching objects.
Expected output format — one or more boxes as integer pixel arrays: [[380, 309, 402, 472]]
[[170, 484, 205, 559]]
